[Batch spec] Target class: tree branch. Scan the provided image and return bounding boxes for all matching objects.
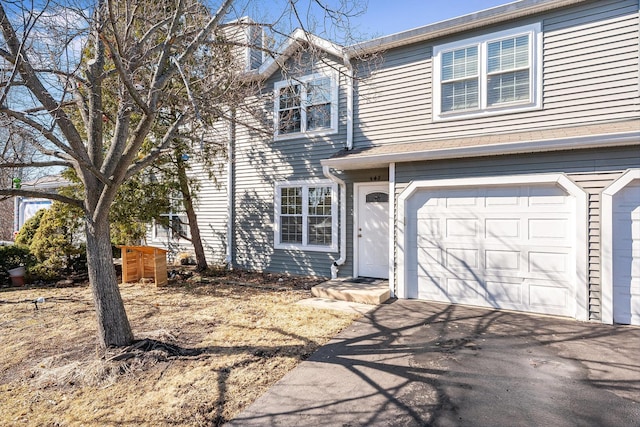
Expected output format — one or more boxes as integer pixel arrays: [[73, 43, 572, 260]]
[[0, 161, 71, 169], [0, 188, 83, 209]]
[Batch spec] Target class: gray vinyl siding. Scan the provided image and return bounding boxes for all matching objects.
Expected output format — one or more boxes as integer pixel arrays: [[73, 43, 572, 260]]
[[191, 157, 230, 265], [148, 150, 230, 266], [231, 53, 349, 277], [352, 0, 639, 148], [248, 26, 263, 70], [393, 146, 640, 321]]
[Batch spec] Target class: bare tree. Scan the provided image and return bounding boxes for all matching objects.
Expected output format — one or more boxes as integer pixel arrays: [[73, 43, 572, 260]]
[[0, 0, 241, 347], [0, 0, 366, 348]]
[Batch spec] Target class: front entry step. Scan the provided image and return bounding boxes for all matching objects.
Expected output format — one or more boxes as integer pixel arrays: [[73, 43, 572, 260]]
[[311, 278, 390, 305]]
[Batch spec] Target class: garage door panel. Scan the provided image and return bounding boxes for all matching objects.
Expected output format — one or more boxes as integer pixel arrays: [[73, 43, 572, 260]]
[[528, 251, 569, 275], [446, 248, 479, 270], [485, 250, 520, 271], [486, 281, 523, 306], [528, 186, 568, 206], [529, 284, 568, 310], [446, 218, 479, 237], [417, 275, 445, 300], [417, 218, 441, 238], [409, 183, 576, 318], [446, 278, 484, 301], [486, 218, 521, 239], [528, 219, 569, 241], [485, 187, 521, 206], [417, 247, 443, 267]]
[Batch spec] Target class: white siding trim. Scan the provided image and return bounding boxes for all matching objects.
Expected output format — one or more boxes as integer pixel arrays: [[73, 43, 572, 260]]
[[396, 173, 589, 320], [601, 168, 640, 324], [389, 163, 396, 297]]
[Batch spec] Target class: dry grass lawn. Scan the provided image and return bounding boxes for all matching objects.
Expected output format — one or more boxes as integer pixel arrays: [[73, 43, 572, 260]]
[[0, 272, 358, 426]]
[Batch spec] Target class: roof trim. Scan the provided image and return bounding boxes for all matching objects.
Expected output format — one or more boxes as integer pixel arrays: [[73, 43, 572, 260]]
[[346, 0, 591, 55], [321, 130, 640, 170], [246, 28, 344, 81], [245, 0, 595, 79]]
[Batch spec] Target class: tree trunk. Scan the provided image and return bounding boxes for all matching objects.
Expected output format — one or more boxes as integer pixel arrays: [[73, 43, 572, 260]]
[[85, 214, 134, 347], [176, 157, 208, 272]]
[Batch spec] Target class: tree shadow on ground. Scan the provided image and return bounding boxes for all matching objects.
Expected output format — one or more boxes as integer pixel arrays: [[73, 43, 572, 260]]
[[229, 299, 640, 426]]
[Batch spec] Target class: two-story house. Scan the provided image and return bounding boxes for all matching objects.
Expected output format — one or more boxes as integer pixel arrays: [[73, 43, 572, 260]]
[[155, 0, 640, 326]]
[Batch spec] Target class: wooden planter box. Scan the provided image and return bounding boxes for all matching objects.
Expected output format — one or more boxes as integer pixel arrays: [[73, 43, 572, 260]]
[[119, 246, 168, 287]]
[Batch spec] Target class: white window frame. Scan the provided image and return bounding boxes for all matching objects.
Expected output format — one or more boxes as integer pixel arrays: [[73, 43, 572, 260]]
[[273, 72, 339, 140], [153, 213, 190, 241], [433, 23, 542, 121], [274, 180, 338, 252]]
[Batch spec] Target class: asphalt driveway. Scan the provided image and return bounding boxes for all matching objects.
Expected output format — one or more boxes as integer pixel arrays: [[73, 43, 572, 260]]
[[228, 299, 640, 426]]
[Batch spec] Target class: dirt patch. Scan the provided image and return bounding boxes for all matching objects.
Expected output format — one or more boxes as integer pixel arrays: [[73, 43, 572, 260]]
[[0, 271, 358, 426]]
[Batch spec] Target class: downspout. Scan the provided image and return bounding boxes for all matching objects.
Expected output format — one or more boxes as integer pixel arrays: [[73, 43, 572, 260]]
[[323, 53, 354, 279], [226, 109, 236, 268], [343, 53, 354, 150], [323, 165, 346, 279]]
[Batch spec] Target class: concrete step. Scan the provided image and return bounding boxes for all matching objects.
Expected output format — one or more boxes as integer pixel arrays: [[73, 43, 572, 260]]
[[311, 278, 390, 305]]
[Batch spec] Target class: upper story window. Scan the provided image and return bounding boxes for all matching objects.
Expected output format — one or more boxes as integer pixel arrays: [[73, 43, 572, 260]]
[[433, 23, 541, 121], [274, 73, 338, 139]]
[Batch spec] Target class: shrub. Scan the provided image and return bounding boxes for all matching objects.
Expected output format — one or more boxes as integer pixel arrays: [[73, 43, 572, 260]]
[[29, 201, 83, 270], [15, 209, 46, 247]]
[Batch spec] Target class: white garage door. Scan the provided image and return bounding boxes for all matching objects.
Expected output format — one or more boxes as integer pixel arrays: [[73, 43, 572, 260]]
[[405, 184, 577, 318], [612, 180, 640, 325]]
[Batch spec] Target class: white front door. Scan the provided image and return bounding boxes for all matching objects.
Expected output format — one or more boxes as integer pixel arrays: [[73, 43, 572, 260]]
[[356, 183, 389, 278]]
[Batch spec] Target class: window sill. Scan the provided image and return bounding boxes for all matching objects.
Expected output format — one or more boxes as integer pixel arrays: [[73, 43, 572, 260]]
[[433, 102, 542, 122], [275, 243, 338, 253], [274, 128, 339, 141]]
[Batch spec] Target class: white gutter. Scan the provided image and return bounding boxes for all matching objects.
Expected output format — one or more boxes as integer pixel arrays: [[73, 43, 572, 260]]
[[323, 165, 346, 279]]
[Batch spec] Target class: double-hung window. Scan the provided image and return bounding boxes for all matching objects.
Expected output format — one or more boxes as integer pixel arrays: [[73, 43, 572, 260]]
[[275, 181, 338, 252], [433, 23, 541, 120], [154, 214, 189, 241], [274, 73, 338, 139]]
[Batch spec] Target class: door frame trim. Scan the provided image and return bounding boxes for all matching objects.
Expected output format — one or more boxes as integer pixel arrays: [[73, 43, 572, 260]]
[[601, 168, 640, 325], [353, 182, 390, 278]]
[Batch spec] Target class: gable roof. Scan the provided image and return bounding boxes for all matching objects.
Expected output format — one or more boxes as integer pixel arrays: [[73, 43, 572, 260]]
[[246, 28, 344, 81], [321, 120, 640, 170]]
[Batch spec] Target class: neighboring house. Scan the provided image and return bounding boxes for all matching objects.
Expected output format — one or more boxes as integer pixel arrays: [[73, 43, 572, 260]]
[[158, 0, 640, 326], [12, 176, 72, 234]]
